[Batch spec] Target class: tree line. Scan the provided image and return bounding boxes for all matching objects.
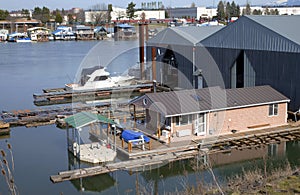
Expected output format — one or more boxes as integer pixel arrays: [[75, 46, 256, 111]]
[[216, 1, 279, 21]]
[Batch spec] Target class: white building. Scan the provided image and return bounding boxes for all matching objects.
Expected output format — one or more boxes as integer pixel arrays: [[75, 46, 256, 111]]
[[85, 7, 127, 23], [85, 7, 165, 23], [135, 10, 165, 20]]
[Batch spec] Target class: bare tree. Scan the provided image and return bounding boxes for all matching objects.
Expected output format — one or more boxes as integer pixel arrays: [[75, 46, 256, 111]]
[[90, 11, 107, 24], [90, 3, 107, 11], [115, 10, 126, 20]]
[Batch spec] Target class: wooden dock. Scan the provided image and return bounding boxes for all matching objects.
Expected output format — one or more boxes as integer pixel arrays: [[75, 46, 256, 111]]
[[0, 103, 113, 128], [33, 81, 169, 106], [50, 125, 300, 183], [50, 151, 196, 183], [0, 120, 10, 135]]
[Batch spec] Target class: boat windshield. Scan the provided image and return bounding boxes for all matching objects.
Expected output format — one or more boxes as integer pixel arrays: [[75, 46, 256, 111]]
[[94, 76, 109, 81]]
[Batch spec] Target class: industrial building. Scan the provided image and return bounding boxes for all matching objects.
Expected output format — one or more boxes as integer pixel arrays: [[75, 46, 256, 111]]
[[146, 25, 223, 89], [146, 15, 300, 111]]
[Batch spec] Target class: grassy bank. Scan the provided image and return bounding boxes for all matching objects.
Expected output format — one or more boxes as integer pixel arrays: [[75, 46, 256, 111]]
[[182, 162, 300, 195]]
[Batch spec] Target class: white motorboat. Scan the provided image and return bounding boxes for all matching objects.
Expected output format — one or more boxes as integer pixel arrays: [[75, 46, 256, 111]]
[[8, 32, 31, 42], [65, 66, 135, 91]]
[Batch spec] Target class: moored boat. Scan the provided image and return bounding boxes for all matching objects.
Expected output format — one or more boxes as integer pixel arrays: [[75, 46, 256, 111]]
[[7, 32, 31, 42], [65, 66, 135, 91]]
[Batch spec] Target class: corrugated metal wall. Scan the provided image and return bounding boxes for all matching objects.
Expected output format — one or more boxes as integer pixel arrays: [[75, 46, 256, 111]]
[[147, 45, 195, 89], [202, 47, 300, 110], [246, 50, 300, 110]]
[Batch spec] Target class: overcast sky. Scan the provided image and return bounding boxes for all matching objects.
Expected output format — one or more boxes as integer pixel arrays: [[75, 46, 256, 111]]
[[1, 0, 277, 11]]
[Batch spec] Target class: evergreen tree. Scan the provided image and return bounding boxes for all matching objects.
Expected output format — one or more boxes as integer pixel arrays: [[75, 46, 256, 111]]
[[126, 2, 136, 19], [33, 6, 50, 23], [0, 9, 9, 20], [236, 5, 241, 16], [67, 14, 74, 24], [165, 10, 169, 18], [243, 3, 251, 15], [216, 1, 225, 21], [225, 2, 231, 20], [108, 4, 113, 23], [230, 1, 237, 17], [55, 12, 63, 23], [21, 9, 31, 19], [252, 9, 262, 15]]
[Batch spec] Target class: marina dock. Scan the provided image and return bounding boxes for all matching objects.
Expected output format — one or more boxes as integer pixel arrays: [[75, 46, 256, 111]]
[[50, 125, 300, 183], [33, 81, 168, 106], [0, 120, 10, 135], [0, 81, 170, 128]]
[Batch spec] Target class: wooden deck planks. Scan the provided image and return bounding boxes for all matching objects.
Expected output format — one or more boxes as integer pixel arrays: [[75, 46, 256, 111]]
[[50, 127, 300, 183]]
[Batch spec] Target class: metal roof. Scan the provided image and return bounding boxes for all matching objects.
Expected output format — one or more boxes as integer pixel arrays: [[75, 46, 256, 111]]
[[131, 85, 290, 117], [147, 26, 224, 46], [199, 15, 300, 53], [246, 15, 300, 46], [64, 112, 116, 129]]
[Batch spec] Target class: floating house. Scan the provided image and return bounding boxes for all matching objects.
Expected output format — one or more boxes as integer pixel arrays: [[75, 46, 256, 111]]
[[130, 86, 289, 142], [50, 26, 76, 41], [7, 32, 31, 42], [114, 24, 136, 39], [73, 25, 94, 40], [27, 27, 50, 41], [94, 26, 107, 39], [65, 112, 118, 163], [0, 29, 8, 41]]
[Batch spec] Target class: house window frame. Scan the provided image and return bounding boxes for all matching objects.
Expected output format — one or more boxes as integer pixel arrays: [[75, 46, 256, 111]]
[[269, 103, 278, 116], [175, 114, 192, 126]]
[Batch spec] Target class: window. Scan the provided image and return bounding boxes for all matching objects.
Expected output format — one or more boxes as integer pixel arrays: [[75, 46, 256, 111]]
[[94, 76, 108, 81], [175, 115, 192, 126], [269, 104, 278, 116]]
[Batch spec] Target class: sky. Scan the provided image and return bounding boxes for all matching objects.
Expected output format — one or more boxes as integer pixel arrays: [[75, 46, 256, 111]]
[[1, 0, 279, 11]]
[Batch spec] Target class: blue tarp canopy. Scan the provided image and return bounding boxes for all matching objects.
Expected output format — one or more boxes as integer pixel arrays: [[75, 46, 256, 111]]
[[121, 129, 150, 143]]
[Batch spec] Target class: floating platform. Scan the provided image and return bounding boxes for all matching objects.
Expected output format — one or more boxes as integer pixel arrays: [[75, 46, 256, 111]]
[[0, 103, 112, 128], [74, 143, 116, 164], [33, 81, 168, 106], [50, 125, 300, 183], [0, 120, 10, 135]]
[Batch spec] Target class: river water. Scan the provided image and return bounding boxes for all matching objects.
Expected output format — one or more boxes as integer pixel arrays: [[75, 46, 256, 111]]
[[0, 40, 299, 194]]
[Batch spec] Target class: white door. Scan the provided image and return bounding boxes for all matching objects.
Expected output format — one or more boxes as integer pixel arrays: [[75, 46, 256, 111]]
[[194, 113, 206, 136]]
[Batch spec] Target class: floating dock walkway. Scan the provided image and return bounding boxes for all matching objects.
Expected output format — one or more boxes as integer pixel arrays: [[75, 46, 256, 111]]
[[50, 125, 300, 183], [33, 81, 169, 106], [0, 103, 112, 128], [1, 81, 169, 128]]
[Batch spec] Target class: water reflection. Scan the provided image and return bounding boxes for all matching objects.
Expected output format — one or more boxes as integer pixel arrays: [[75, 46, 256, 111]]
[[67, 152, 116, 193], [65, 140, 300, 194]]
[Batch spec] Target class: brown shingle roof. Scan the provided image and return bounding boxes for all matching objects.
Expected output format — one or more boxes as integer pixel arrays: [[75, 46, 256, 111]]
[[131, 85, 290, 117]]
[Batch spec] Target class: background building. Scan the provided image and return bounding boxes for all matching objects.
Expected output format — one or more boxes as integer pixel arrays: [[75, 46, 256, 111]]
[[147, 15, 300, 111]]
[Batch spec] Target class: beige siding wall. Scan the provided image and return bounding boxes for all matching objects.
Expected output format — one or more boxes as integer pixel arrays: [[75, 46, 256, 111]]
[[208, 103, 287, 135], [172, 123, 193, 135]]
